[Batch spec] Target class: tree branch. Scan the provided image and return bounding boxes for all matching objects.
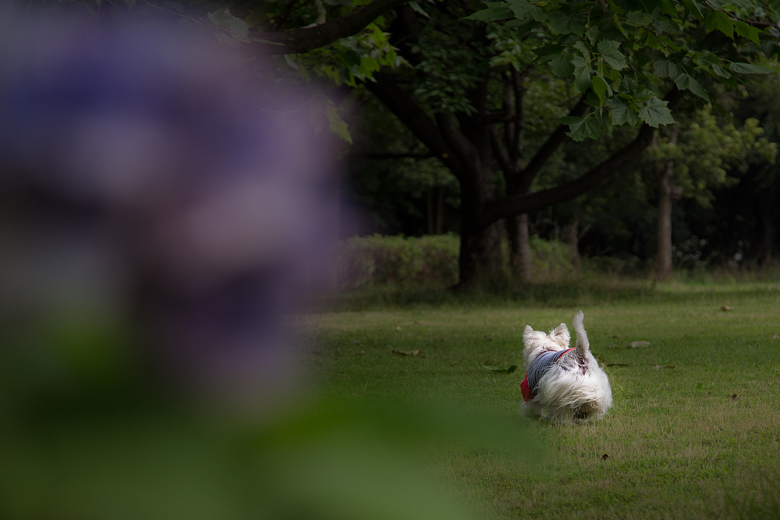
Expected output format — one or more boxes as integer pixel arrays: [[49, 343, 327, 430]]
[[253, 0, 409, 54], [436, 112, 481, 171], [365, 72, 462, 178], [483, 86, 684, 229], [514, 94, 589, 194], [482, 124, 657, 228], [490, 125, 513, 180]]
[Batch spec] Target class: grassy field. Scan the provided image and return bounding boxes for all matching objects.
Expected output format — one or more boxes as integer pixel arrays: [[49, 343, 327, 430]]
[[309, 282, 780, 520]]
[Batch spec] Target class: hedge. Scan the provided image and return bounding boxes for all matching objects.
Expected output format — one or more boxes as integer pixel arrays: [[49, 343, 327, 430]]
[[338, 234, 576, 289]]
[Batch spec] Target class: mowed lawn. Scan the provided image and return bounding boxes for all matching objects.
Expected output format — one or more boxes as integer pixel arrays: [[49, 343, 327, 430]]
[[310, 285, 780, 520]]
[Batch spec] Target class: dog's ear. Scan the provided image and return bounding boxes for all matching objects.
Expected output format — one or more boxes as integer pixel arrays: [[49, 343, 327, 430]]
[[550, 323, 570, 347], [523, 325, 536, 346]]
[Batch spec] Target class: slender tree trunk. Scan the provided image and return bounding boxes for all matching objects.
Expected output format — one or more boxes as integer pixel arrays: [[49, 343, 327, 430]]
[[506, 213, 532, 282], [435, 185, 444, 234], [564, 218, 581, 270], [427, 189, 434, 235], [759, 184, 776, 266], [655, 126, 679, 280]]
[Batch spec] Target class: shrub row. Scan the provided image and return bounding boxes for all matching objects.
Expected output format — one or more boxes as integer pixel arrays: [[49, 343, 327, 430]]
[[337, 234, 577, 289]]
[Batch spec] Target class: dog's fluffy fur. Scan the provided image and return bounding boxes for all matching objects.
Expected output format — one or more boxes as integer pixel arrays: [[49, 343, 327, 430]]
[[520, 311, 612, 422]]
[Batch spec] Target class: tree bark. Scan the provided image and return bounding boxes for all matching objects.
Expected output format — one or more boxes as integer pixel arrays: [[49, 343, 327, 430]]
[[436, 185, 444, 235], [507, 214, 532, 282], [564, 218, 581, 270], [655, 126, 679, 280], [759, 184, 776, 266]]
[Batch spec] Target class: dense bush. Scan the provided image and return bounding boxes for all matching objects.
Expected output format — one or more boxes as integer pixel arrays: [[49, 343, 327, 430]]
[[339, 234, 460, 288]]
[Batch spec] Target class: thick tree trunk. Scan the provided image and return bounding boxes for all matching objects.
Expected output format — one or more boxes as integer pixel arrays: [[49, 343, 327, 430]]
[[506, 213, 532, 282], [655, 126, 679, 280], [457, 174, 504, 286]]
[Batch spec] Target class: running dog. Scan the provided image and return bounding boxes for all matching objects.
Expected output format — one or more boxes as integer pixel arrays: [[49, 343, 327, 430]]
[[520, 311, 612, 422]]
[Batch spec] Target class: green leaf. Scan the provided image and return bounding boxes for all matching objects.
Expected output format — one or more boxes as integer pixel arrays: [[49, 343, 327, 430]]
[[639, 96, 676, 127], [508, 0, 534, 20], [613, 13, 630, 38], [711, 64, 732, 78], [653, 59, 680, 79], [573, 41, 590, 57], [208, 7, 251, 44], [571, 55, 592, 92], [549, 11, 585, 37], [530, 6, 548, 22], [591, 76, 606, 101], [586, 26, 600, 44], [534, 43, 564, 56], [567, 116, 602, 141], [466, 7, 513, 21], [553, 116, 584, 125], [598, 40, 628, 70], [326, 101, 352, 143], [625, 11, 652, 27], [733, 20, 761, 44], [680, 0, 704, 21], [607, 98, 640, 126], [504, 18, 531, 28], [409, 1, 431, 18], [549, 54, 575, 77], [728, 62, 774, 74], [705, 11, 735, 39], [674, 73, 709, 101]]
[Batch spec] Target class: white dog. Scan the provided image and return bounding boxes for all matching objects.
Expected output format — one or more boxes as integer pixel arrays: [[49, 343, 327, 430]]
[[520, 311, 612, 422]]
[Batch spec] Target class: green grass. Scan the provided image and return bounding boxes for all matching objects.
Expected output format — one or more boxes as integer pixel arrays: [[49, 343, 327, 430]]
[[309, 282, 780, 520]]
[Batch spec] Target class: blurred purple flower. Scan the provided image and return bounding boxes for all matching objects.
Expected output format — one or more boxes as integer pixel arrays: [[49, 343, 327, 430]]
[[0, 13, 338, 409]]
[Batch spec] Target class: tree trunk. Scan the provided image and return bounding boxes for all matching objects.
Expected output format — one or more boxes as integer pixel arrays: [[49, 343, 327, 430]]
[[435, 185, 444, 234], [564, 218, 581, 270], [506, 213, 532, 282], [655, 126, 679, 280], [427, 189, 434, 235], [759, 184, 776, 266]]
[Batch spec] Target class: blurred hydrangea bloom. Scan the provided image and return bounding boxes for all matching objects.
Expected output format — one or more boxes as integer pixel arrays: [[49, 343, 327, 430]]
[[0, 11, 338, 407]]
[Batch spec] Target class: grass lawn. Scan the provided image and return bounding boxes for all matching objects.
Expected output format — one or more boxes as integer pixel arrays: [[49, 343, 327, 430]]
[[309, 283, 780, 520]]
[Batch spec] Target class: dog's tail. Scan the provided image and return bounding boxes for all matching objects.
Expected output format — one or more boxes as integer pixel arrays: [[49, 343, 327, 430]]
[[573, 310, 589, 364]]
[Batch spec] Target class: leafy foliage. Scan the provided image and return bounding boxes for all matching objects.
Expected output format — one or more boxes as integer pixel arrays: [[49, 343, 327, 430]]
[[469, 0, 780, 140], [647, 107, 777, 206]]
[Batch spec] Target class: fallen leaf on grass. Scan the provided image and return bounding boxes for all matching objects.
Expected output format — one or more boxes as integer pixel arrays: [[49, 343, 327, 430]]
[[721, 306, 733, 312], [358, 350, 366, 355], [396, 325, 402, 331], [393, 349, 421, 356], [730, 393, 739, 401], [770, 334, 780, 340], [630, 341, 651, 348], [601, 453, 609, 461], [653, 365, 675, 370], [482, 364, 517, 374]]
